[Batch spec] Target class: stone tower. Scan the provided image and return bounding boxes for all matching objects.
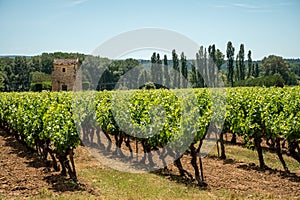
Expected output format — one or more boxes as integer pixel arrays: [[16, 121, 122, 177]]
[[52, 58, 82, 91]]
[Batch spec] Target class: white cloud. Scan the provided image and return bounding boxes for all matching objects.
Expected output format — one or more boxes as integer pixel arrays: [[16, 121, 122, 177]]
[[232, 3, 259, 9], [210, 4, 229, 8], [66, 0, 88, 7], [247, 9, 272, 13]]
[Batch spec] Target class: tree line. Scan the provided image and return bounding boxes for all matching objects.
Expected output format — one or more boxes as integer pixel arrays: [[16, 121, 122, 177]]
[[0, 42, 299, 92], [147, 45, 225, 89], [143, 42, 298, 89], [225, 42, 298, 87]]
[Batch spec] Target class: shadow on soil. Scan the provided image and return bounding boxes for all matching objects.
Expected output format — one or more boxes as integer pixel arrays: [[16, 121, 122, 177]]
[[151, 168, 209, 190], [0, 128, 86, 193], [236, 162, 300, 183], [208, 154, 300, 183]]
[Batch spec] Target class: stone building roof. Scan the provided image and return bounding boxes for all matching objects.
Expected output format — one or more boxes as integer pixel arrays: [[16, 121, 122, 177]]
[[53, 58, 79, 65]]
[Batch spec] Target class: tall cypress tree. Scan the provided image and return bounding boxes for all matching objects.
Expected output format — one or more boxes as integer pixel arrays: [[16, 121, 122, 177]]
[[151, 52, 157, 84], [163, 55, 170, 88], [208, 45, 217, 85], [198, 46, 204, 80], [247, 50, 253, 78], [156, 53, 163, 85], [180, 52, 188, 87], [172, 49, 179, 88], [190, 62, 198, 88], [236, 54, 240, 81], [204, 48, 209, 86], [195, 49, 204, 88], [226, 41, 235, 87], [238, 44, 245, 80]]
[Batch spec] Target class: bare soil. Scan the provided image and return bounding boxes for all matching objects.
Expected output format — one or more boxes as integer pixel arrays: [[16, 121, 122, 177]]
[[168, 155, 300, 199], [0, 129, 299, 199], [0, 129, 99, 199]]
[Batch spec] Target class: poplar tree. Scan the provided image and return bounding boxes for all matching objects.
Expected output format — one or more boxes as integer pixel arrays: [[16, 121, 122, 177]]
[[238, 44, 245, 80], [247, 50, 253, 78], [226, 41, 235, 87], [151, 52, 157, 83], [172, 49, 180, 88], [156, 53, 163, 85], [180, 52, 188, 87], [236, 54, 240, 81], [163, 55, 170, 88]]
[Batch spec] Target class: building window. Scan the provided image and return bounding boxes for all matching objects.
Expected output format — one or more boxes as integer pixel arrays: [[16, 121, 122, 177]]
[[62, 68, 66, 72], [62, 84, 68, 91]]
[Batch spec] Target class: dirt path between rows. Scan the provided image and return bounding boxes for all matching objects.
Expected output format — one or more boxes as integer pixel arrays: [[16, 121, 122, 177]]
[[0, 128, 299, 199]]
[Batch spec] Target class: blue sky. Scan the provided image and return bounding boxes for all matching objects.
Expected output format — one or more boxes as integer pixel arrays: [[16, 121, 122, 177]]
[[0, 0, 299, 60]]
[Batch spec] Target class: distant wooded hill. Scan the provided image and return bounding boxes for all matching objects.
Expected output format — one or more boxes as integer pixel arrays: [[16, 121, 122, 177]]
[[0, 52, 299, 92]]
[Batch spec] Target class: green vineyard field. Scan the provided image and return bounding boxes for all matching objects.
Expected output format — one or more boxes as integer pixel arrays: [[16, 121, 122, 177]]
[[0, 87, 299, 184]]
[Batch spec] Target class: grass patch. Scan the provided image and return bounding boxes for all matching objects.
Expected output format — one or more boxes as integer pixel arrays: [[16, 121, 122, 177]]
[[36, 188, 53, 199], [78, 167, 218, 200]]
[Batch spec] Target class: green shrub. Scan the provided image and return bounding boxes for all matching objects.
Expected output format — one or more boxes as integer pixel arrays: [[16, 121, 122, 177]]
[[82, 81, 90, 90], [234, 74, 284, 87], [30, 82, 52, 91]]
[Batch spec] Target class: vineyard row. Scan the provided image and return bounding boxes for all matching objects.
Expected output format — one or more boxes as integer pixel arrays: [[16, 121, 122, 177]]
[[0, 87, 299, 184]]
